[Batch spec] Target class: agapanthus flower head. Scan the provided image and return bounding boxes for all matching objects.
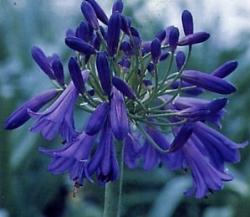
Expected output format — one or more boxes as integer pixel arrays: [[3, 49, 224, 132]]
[[5, 0, 247, 200]]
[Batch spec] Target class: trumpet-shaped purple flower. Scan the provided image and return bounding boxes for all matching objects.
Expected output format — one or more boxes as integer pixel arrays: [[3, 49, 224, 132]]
[[5, 89, 58, 130], [88, 119, 119, 183], [110, 87, 129, 140], [124, 133, 141, 169], [183, 142, 233, 198], [29, 83, 79, 142], [85, 102, 110, 135]]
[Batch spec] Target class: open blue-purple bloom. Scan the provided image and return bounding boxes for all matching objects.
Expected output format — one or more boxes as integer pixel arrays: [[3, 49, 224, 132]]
[[5, 0, 247, 200]]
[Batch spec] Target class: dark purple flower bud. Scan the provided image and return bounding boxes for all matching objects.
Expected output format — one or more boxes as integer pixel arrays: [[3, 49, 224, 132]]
[[93, 34, 101, 50], [178, 32, 210, 46], [164, 25, 174, 44], [112, 76, 136, 99], [81, 1, 99, 30], [112, 0, 123, 13], [96, 52, 112, 95], [213, 60, 238, 78], [51, 57, 65, 86], [143, 79, 153, 86], [121, 15, 131, 34], [168, 27, 179, 51], [120, 41, 132, 55], [76, 22, 93, 42], [118, 57, 131, 70], [86, 102, 110, 135], [169, 124, 194, 152], [68, 57, 85, 94], [110, 87, 129, 140], [5, 89, 58, 130], [155, 30, 166, 42], [151, 38, 161, 63], [182, 10, 194, 36], [208, 98, 228, 113], [142, 41, 152, 56], [31, 46, 54, 79], [87, 89, 95, 96], [130, 26, 140, 37], [182, 70, 236, 94], [86, 0, 109, 25], [147, 62, 155, 73], [176, 51, 186, 71], [65, 36, 96, 55], [159, 52, 169, 61], [107, 12, 121, 56]]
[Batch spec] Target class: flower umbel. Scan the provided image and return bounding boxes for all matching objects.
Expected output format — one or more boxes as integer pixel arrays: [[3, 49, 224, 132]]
[[5, 0, 247, 201]]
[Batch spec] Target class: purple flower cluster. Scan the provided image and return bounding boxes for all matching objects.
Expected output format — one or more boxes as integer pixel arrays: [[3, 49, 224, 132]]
[[5, 0, 247, 198]]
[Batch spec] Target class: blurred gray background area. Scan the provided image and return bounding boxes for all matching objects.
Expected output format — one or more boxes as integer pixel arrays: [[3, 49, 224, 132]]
[[1, 0, 250, 217]]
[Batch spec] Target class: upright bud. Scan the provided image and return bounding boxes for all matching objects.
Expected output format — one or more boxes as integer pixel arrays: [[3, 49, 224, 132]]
[[168, 27, 179, 51], [107, 12, 121, 56], [51, 56, 65, 86], [151, 38, 161, 63], [87, 0, 109, 25], [31, 46, 54, 79], [176, 51, 186, 71], [81, 1, 99, 30], [182, 10, 194, 35], [112, 0, 123, 13], [96, 52, 112, 95], [155, 30, 166, 42], [68, 57, 86, 94]]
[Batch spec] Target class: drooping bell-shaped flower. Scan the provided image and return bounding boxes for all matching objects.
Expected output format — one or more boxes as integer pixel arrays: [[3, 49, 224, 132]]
[[110, 87, 129, 140], [85, 102, 110, 135], [28, 82, 79, 142], [88, 118, 119, 183], [5, 89, 58, 130], [124, 133, 141, 169]]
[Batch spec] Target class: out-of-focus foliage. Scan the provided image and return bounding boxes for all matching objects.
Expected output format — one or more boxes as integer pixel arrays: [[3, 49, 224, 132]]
[[0, 0, 250, 217]]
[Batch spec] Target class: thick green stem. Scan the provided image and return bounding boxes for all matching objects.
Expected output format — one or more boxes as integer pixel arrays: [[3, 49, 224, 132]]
[[103, 141, 124, 217]]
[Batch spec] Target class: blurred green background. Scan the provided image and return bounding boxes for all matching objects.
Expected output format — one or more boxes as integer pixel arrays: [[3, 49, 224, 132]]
[[0, 0, 250, 217]]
